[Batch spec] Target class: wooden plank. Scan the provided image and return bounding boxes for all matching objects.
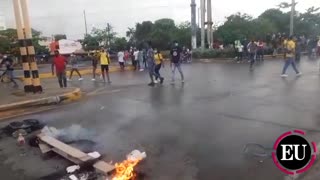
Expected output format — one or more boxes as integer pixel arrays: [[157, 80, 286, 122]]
[[52, 148, 82, 165], [37, 133, 92, 162], [38, 143, 52, 154], [93, 160, 115, 174], [37, 133, 114, 174]]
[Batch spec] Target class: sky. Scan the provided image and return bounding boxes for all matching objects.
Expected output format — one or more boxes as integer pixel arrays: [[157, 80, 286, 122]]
[[0, 0, 318, 39]]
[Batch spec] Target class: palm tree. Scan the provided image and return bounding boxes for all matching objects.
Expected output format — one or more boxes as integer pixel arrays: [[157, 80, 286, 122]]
[[126, 27, 136, 46]]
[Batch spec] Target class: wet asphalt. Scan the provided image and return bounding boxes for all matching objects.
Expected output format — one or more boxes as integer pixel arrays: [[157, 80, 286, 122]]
[[2, 58, 320, 180]]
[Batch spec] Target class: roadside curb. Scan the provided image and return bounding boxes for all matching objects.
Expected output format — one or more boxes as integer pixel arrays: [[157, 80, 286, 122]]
[[195, 54, 285, 63], [17, 66, 134, 80], [0, 88, 82, 112]]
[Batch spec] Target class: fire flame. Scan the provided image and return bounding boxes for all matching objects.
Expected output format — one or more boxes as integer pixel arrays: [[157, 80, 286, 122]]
[[112, 159, 140, 180]]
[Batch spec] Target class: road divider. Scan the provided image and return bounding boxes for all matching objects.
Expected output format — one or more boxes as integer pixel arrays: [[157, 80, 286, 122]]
[[0, 88, 82, 112], [17, 66, 134, 80]]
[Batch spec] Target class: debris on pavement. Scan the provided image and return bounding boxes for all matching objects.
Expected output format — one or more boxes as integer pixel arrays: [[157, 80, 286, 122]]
[[66, 165, 80, 173], [38, 142, 52, 153], [2, 119, 44, 136], [36, 128, 115, 174], [69, 174, 79, 180], [17, 133, 26, 146], [12, 129, 27, 138], [127, 150, 147, 162], [88, 152, 101, 159]]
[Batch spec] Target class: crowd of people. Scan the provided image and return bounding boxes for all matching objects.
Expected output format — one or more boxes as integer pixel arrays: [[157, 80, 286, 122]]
[[234, 34, 320, 63], [50, 41, 186, 88], [2, 34, 320, 89]]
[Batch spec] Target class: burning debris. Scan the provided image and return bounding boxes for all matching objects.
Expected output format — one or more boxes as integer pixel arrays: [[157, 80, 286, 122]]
[[26, 125, 147, 180], [67, 165, 81, 173], [110, 150, 147, 180]]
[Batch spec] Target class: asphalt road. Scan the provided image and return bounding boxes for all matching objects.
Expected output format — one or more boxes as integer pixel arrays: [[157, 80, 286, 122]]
[[2, 58, 320, 180]]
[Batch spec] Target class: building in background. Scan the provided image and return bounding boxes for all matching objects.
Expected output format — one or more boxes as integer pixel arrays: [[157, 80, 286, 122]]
[[0, 15, 6, 30]]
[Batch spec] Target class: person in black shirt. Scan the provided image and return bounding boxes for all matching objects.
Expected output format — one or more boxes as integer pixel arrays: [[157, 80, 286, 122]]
[[170, 42, 184, 83], [0, 55, 18, 88]]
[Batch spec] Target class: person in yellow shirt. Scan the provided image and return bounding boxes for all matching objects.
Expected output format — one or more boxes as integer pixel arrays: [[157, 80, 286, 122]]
[[281, 36, 302, 77], [283, 37, 288, 59], [153, 49, 164, 84], [99, 48, 111, 83]]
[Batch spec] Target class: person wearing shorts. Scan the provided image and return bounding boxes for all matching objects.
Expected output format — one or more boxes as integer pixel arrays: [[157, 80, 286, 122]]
[[99, 49, 111, 83], [68, 53, 83, 81], [117, 50, 125, 71], [91, 52, 99, 81]]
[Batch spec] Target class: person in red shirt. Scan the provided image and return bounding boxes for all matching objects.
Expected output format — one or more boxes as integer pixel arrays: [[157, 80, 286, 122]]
[[52, 50, 67, 88]]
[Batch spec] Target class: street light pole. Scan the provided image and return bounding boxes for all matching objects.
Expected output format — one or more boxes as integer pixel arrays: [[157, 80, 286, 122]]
[[290, 0, 295, 36], [190, 0, 197, 49], [200, 0, 206, 50], [207, 0, 213, 49], [83, 10, 88, 36]]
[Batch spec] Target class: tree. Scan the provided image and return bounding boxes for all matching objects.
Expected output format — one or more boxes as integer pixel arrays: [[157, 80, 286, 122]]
[[174, 22, 192, 48], [32, 29, 48, 54], [215, 13, 254, 44], [82, 34, 100, 51], [111, 37, 128, 51], [54, 34, 67, 41], [0, 28, 48, 56], [126, 27, 136, 46], [258, 9, 289, 33], [91, 24, 116, 47], [150, 19, 177, 49], [0, 28, 18, 55], [295, 6, 320, 36], [134, 21, 154, 44]]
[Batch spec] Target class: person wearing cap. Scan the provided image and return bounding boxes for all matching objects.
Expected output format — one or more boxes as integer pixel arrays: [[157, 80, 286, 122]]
[[281, 36, 302, 77], [52, 50, 68, 88], [68, 53, 83, 81], [170, 42, 184, 83]]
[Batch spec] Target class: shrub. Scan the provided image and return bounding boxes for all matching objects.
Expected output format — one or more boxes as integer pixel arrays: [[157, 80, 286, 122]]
[[192, 48, 236, 59]]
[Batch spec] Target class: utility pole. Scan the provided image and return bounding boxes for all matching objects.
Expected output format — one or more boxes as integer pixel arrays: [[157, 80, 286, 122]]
[[197, 8, 200, 28], [106, 23, 111, 47], [83, 10, 88, 36], [200, 0, 206, 50], [290, 0, 295, 36], [207, 0, 213, 49], [190, 0, 197, 49]]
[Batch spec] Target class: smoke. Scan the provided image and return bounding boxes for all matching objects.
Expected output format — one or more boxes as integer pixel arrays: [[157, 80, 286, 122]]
[[41, 124, 97, 153]]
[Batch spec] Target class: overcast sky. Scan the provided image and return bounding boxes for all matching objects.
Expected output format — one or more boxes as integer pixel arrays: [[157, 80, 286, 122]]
[[0, 0, 318, 39]]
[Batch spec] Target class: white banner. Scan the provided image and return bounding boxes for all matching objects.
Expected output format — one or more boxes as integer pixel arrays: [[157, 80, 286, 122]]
[[58, 39, 82, 54]]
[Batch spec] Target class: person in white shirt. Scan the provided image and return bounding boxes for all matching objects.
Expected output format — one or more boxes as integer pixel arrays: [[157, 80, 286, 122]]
[[237, 44, 244, 63], [133, 50, 139, 70], [118, 50, 125, 71]]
